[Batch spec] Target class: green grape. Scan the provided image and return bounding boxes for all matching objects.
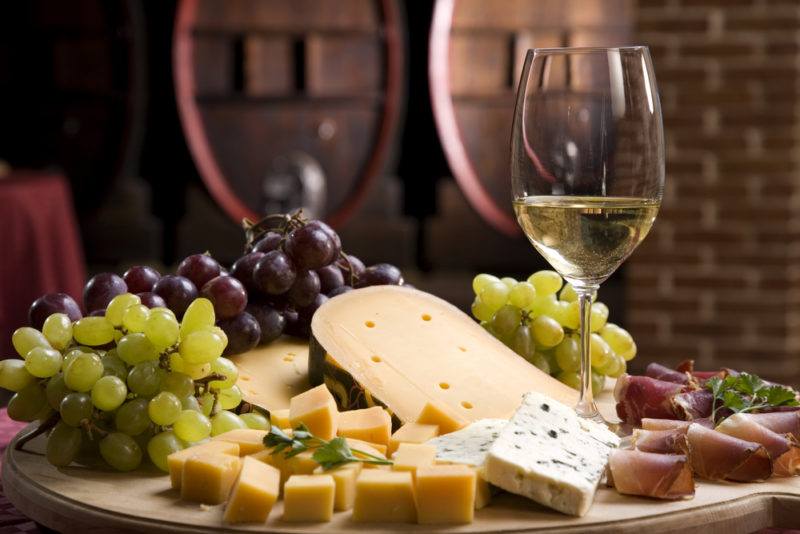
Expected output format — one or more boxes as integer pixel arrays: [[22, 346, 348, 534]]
[[115, 398, 151, 436], [91, 375, 127, 411], [531, 316, 564, 348], [492, 305, 522, 338], [147, 431, 184, 472], [161, 372, 195, 398], [240, 412, 268, 430], [508, 282, 536, 309], [46, 421, 83, 467], [60, 392, 93, 427], [525, 294, 557, 317], [64, 353, 104, 392], [199, 391, 215, 416], [527, 270, 563, 296], [7, 384, 47, 422], [557, 370, 581, 390], [73, 317, 115, 346], [42, 313, 73, 350], [471, 297, 494, 322], [12, 327, 51, 358], [527, 352, 551, 374], [210, 410, 247, 436], [510, 325, 534, 360], [218, 385, 243, 410], [548, 301, 576, 329], [480, 281, 510, 311], [209, 358, 238, 390], [106, 293, 141, 327], [144, 310, 180, 349], [472, 273, 501, 295], [148, 391, 182, 426], [24, 347, 63, 378], [181, 395, 201, 412], [563, 301, 581, 330], [101, 351, 128, 380], [127, 361, 160, 397], [0, 359, 36, 392], [45, 373, 70, 409], [117, 333, 158, 365], [600, 323, 637, 361], [555, 335, 580, 372], [62, 348, 85, 371], [210, 326, 228, 349], [590, 333, 612, 368], [122, 304, 150, 333], [180, 298, 215, 338], [606, 353, 627, 378], [100, 432, 142, 471], [179, 329, 225, 364], [500, 277, 517, 289], [590, 302, 609, 332], [559, 283, 578, 302], [173, 410, 212, 442], [169, 353, 211, 380], [592, 372, 605, 395]]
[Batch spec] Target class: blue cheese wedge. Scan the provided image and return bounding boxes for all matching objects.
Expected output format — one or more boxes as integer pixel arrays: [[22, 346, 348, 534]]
[[484, 392, 620, 517], [426, 419, 507, 466]]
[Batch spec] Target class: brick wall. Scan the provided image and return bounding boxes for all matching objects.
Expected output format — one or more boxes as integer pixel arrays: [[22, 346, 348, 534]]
[[627, 0, 800, 383]]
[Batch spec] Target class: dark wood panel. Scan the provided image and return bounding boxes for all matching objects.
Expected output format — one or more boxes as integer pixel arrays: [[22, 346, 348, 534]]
[[306, 35, 382, 95], [245, 36, 293, 96], [192, 37, 231, 95], [194, 0, 378, 30]]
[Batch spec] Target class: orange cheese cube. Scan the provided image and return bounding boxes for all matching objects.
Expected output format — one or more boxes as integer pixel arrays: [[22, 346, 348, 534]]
[[282, 475, 336, 522], [180, 452, 242, 505], [415, 464, 476, 524], [289, 384, 338, 440], [223, 456, 280, 524], [314, 463, 361, 511], [388, 422, 439, 455], [391, 443, 436, 481], [212, 428, 267, 455], [167, 441, 239, 490], [474, 467, 492, 510], [337, 406, 392, 446], [415, 401, 467, 435], [346, 437, 388, 459], [352, 470, 416, 523], [269, 408, 291, 429]]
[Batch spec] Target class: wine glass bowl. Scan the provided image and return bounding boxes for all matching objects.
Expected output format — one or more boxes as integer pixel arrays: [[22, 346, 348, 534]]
[[511, 47, 664, 420]]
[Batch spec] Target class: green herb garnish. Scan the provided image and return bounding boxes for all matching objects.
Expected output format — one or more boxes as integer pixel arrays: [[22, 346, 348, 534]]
[[707, 372, 799, 421], [263, 424, 392, 470]]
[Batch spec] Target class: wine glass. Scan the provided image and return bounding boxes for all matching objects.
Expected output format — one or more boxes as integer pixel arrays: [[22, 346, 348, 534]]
[[511, 46, 664, 421]]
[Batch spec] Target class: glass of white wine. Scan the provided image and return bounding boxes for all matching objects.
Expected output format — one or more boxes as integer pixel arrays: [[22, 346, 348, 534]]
[[511, 46, 664, 420]]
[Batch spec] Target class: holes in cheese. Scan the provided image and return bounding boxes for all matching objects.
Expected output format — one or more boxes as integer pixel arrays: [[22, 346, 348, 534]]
[[421, 314, 432, 321], [371, 355, 382, 363], [365, 320, 375, 328], [309, 286, 577, 428], [289, 384, 338, 440], [336, 406, 392, 446], [438, 382, 450, 390], [461, 401, 474, 410]]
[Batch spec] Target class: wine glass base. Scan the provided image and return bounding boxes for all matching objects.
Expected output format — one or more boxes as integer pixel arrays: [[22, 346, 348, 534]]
[[575, 401, 607, 425]]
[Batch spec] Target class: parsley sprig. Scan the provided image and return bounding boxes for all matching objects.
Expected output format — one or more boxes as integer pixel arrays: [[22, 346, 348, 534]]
[[264, 425, 393, 470], [706, 372, 799, 421]]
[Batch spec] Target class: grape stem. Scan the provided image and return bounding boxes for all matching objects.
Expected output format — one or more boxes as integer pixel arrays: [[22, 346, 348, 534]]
[[14, 412, 59, 451]]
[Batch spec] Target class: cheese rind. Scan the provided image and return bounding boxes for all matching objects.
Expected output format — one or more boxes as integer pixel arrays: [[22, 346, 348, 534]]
[[289, 384, 338, 440], [167, 441, 240, 490], [389, 422, 439, 455], [415, 464, 476, 524], [212, 428, 267, 456], [223, 456, 280, 524], [484, 392, 620, 517], [282, 475, 335, 522], [337, 406, 392, 445]]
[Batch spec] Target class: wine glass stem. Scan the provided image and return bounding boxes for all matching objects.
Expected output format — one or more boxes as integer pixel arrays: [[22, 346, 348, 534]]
[[575, 285, 600, 420]]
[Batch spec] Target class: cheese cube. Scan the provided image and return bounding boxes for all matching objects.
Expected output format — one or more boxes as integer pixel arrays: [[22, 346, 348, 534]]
[[474, 467, 492, 510], [289, 384, 338, 440], [181, 452, 242, 505], [282, 475, 335, 522], [314, 463, 361, 511], [248, 448, 316, 488], [212, 428, 267, 456], [415, 464, 476, 524], [270, 408, 291, 429], [415, 401, 467, 435], [337, 406, 392, 445], [223, 457, 280, 524], [346, 437, 388, 461], [391, 443, 436, 481], [352, 470, 416, 523], [389, 422, 439, 455], [167, 441, 240, 490]]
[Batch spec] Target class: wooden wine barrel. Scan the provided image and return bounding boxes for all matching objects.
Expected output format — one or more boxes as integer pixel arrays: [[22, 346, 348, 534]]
[[429, 0, 634, 236], [173, 0, 404, 228]]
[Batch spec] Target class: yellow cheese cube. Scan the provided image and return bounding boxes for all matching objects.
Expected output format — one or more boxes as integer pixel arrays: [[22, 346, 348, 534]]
[[181, 452, 242, 505], [391, 443, 436, 481], [352, 470, 416, 523], [314, 463, 361, 511], [282, 475, 335, 522], [249, 448, 318, 487], [474, 468, 492, 510], [270, 408, 291, 429], [415, 464, 476, 524], [167, 441, 239, 490], [346, 437, 388, 460], [223, 456, 280, 524], [289, 384, 338, 440], [415, 401, 467, 435], [212, 428, 267, 456], [337, 406, 392, 446], [388, 422, 439, 455]]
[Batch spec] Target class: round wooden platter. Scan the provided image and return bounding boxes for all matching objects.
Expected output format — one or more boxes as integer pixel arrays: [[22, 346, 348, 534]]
[[4, 427, 800, 533]]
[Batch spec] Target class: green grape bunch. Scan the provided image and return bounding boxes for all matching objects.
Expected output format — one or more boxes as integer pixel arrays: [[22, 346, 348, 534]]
[[0, 296, 266, 473], [470, 270, 637, 395]]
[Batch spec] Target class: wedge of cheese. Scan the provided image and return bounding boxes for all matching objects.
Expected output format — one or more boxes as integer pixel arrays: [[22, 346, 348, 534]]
[[309, 286, 577, 427], [427, 418, 507, 466]]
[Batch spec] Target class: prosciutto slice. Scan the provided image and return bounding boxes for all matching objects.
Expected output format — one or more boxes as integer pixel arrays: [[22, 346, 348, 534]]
[[641, 418, 691, 431], [646, 362, 689, 384], [608, 449, 694, 500], [716, 413, 791, 460], [632, 427, 689, 454], [728, 412, 800, 477], [740, 411, 800, 440], [672, 389, 714, 420], [685, 423, 772, 482], [615, 374, 686, 426]]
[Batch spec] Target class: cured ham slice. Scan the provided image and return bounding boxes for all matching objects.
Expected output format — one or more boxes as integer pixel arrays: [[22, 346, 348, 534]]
[[615, 374, 686, 426], [645, 362, 689, 384], [731, 412, 800, 477], [641, 418, 691, 431], [716, 413, 791, 460], [740, 411, 800, 440], [608, 449, 694, 500], [686, 423, 772, 482], [672, 389, 713, 420], [632, 427, 688, 454]]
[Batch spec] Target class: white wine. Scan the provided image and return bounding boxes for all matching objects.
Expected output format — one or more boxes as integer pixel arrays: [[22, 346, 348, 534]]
[[513, 196, 659, 285]]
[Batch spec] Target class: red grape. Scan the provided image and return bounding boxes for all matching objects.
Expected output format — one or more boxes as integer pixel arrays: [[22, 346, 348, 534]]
[[84, 273, 127, 313], [253, 250, 296, 295], [29, 293, 82, 329], [246, 303, 285, 344], [153, 275, 198, 317], [137, 292, 166, 309], [287, 270, 320, 308], [176, 254, 221, 289], [231, 252, 264, 292], [123, 266, 161, 293], [316, 265, 344, 295], [201, 276, 248, 320], [336, 254, 365, 286], [307, 221, 341, 258], [218, 312, 261, 356], [283, 309, 308, 338], [89, 309, 106, 317], [253, 232, 282, 253], [327, 285, 353, 298], [298, 293, 328, 322], [284, 225, 336, 270], [357, 263, 403, 287]]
